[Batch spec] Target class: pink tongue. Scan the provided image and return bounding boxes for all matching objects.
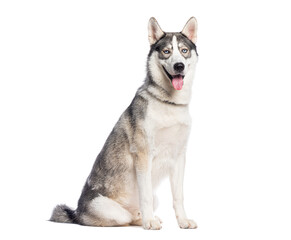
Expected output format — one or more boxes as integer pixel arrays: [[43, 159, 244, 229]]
[[172, 75, 183, 90]]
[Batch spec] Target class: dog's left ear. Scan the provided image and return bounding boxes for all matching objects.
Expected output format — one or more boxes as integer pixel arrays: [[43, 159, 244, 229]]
[[148, 17, 165, 45], [181, 17, 198, 44]]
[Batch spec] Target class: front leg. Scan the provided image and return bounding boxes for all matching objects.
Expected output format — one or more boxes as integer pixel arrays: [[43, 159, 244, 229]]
[[133, 135, 162, 230], [170, 153, 197, 229]]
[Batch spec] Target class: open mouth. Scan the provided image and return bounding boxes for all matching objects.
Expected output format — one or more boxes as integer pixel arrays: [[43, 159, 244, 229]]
[[162, 66, 185, 90]]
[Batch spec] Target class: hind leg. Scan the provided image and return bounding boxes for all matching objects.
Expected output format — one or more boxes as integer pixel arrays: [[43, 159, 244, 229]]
[[80, 195, 133, 227]]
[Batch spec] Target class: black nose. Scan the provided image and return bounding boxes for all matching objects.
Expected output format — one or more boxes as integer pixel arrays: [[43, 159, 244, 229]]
[[173, 62, 185, 73]]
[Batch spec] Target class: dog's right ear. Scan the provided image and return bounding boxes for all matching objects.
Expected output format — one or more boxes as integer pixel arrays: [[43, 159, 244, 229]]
[[148, 17, 165, 45]]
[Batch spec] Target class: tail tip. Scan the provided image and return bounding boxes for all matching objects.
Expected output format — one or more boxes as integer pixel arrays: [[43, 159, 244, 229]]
[[50, 204, 76, 223]]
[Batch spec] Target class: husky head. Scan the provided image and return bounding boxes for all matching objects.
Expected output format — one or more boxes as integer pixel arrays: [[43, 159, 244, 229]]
[[147, 17, 198, 93]]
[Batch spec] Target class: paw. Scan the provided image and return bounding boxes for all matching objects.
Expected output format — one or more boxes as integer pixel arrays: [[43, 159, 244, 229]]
[[143, 216, 162, 230], [177, 218, 197, 229], [154, 215, 163, 224]]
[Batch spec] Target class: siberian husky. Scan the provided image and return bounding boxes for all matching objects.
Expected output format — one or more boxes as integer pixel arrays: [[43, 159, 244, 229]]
[[50, 17, 198, 230]]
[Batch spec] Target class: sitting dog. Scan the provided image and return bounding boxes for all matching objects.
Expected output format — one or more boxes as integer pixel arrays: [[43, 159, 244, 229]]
[[51, 17, 198, 230]]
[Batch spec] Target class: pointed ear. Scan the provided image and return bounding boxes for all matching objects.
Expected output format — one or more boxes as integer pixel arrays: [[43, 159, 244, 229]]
[[148, 17, 165, 45], [181, 17, 198, 44]]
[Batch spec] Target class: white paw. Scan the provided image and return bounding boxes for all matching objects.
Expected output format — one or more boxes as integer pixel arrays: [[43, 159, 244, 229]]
[[143, 216, 162, 230], [154, 215, 163, 224], [177, 218, 197, 229]]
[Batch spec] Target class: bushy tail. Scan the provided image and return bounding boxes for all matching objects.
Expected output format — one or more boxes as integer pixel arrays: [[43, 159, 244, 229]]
[[50, 204, 77, 224]]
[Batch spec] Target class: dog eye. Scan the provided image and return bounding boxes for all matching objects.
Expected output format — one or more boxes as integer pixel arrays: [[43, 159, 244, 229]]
[[163, 50, 170, 54], [181, 48, 188, 53]]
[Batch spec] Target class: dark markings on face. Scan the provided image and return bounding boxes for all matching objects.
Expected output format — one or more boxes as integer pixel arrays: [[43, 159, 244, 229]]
[[177, 33, 198, 56], [148, 32, 198, 59]]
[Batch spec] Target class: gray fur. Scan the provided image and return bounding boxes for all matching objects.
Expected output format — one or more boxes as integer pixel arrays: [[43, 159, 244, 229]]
[[50, 93, 149, 225], [76, 95, 148, 217], [50, 204, 76, 223], [50, 18, 198, 228]]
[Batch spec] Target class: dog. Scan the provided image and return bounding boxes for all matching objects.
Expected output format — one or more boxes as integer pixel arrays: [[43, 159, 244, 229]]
[[50, 17, 198, 230]]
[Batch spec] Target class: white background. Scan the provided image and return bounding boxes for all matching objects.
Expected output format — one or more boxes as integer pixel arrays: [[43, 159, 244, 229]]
[[0, 0, 291, 239]]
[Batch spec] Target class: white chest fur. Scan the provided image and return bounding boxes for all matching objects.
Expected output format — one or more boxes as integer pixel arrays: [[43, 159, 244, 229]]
[[145, 100, 191, 188]]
